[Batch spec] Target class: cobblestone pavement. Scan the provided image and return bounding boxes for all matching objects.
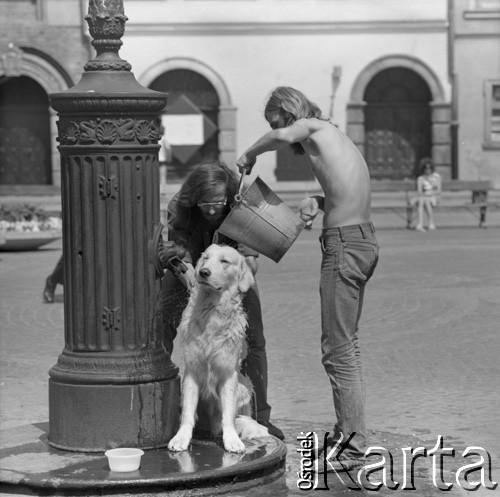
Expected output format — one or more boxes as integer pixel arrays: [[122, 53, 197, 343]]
[[1, 221, 499, 495]]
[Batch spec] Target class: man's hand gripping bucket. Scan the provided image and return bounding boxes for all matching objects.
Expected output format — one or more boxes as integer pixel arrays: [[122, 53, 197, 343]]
[[218, 174, 306, 262]]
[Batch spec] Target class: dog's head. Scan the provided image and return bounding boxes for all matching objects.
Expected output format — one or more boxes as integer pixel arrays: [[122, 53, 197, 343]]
[[195, 244, 254, 294]]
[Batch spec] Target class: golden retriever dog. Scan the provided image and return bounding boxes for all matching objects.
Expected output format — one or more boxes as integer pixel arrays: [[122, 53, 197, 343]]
[[168, 244, 269, 453]]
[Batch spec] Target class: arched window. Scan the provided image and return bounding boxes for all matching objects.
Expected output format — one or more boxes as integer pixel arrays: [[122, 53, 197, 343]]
[[0, 76, 51, 184], [150, 69, 220, 182]]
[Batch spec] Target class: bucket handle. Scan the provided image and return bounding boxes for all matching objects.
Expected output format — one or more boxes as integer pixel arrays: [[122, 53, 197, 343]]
[[234, 173, 246, 203]]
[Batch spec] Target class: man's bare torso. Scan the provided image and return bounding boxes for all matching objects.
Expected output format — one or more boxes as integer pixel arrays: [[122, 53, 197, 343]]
[[299, 118, 372, 228]]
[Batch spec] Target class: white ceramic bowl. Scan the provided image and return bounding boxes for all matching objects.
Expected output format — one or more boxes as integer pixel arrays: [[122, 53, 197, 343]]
[[105, 448, 144, 472]]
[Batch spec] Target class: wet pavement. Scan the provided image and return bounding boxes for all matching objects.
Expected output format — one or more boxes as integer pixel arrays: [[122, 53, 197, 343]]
[[0, 423, 286, 496], [1, 211, 500, 495]]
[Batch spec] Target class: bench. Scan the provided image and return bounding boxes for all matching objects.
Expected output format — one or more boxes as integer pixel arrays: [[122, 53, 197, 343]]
[[370, 179, 495, 228], [273, 179, 496, 228]]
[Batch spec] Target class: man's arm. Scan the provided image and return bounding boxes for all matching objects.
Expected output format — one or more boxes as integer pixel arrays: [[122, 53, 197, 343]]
[[237, 119, 312, 174]]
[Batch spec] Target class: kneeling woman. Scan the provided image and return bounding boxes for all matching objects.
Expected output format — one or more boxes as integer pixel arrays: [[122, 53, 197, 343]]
[[160, 161, 283, 440]]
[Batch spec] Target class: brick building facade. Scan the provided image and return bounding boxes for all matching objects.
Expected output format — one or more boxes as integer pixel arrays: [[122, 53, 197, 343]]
[[1, 0, 499, 189]]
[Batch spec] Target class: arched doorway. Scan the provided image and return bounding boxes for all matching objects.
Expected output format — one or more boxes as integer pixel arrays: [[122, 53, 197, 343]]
[[364, 68, 432, 180], [0, 76, 51, 184], [149, 69, 220, 183], [275, 145, 316, 182]]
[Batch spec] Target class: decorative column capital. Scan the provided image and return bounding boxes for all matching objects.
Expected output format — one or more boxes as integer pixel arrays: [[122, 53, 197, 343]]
[[84, 0, 131, 72]]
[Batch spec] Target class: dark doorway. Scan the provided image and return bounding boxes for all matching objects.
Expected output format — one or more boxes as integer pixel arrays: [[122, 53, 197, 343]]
[[0, 76, 52, 184], [150, 69, 220, 183], [275, 145, 316, 182], [364, 68, 432, 180]]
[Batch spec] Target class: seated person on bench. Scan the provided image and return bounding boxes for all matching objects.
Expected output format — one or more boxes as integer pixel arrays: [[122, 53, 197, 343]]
[[414, 157, 441, 231]]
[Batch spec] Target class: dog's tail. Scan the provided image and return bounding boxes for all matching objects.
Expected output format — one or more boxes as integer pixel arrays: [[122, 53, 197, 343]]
[[235, 415, 269, 441]]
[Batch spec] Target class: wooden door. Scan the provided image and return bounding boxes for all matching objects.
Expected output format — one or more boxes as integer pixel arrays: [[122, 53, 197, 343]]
[[366, 104, 431, 179], [364, 68, 432, 180], [275, 145, 315, 181], [0, 76, 51, 184]]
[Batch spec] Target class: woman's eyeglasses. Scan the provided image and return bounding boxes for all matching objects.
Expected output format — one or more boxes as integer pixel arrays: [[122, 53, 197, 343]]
[[197, 199, 227, 208]]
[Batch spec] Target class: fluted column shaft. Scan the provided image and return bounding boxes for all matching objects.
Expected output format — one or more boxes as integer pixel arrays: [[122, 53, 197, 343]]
[[50, 99, 174, 385]]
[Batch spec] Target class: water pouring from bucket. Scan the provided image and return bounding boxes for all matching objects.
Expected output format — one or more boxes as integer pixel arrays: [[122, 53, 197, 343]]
[[218, 174, 306, 263]]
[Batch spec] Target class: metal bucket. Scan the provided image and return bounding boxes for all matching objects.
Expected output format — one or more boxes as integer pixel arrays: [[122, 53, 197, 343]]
[[218, 176, 306, 262]]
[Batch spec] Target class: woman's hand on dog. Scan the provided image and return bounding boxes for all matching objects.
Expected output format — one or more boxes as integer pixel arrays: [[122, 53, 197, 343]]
[[245, 256, 258, 276], [176, 262, 196, 289]]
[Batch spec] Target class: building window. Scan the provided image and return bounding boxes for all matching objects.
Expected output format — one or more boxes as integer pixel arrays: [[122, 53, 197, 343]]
[[472, 0, 500, 9], [484, 80, 500, 147], [464, 0, 500, 19]]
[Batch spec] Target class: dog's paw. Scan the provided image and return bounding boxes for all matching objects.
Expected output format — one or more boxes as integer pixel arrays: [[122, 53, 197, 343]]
[[168, 426, 193, 452], [223, 432, 246, 453], [168, 435, 191, 452]]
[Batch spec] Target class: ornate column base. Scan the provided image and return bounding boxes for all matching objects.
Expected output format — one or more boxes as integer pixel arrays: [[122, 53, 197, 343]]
[[48, 377, 180, 452]]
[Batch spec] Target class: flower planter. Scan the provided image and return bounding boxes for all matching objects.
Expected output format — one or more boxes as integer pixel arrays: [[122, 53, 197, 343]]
[[0, 203, 62, 251], [0, 230, 62, 251]]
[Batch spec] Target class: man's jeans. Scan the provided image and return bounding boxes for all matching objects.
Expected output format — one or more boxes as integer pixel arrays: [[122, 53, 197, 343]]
[[319, 222, 379, 461]]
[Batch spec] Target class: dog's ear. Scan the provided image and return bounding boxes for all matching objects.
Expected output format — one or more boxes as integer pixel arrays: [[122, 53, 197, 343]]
[[238, 257, 255, 293], [194, 255, 204, 273]]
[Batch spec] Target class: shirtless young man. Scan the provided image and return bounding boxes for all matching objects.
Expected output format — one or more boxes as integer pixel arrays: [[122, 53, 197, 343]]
[[236, 86, 379, 472]]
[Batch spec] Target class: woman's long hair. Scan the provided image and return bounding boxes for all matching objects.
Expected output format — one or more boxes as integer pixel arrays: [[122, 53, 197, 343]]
[[264, 86, 323, 155], [170, 161, 239, 236], [419, 157, 435, 176]]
